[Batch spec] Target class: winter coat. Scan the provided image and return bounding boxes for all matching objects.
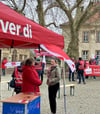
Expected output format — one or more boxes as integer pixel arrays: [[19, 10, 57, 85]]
[[47, 65, 60, 86], [22, 65, 42, 93]]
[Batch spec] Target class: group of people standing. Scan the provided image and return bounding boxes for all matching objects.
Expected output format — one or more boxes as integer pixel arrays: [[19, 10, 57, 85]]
[[69, 56, 98, 84], [10, 57, 60, 114], [69, 57, 86, 84]]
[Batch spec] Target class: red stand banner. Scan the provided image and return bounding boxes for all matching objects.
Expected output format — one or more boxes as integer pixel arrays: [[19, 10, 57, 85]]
[[84, 65, 100, 76]]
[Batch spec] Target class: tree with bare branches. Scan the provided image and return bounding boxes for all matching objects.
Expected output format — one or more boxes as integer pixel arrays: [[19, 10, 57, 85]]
[[51, 0, 100, 59], [2, 0, 100, 59]]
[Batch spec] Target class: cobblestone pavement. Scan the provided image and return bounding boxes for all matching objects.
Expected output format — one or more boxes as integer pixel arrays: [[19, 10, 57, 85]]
[[1, 75, 100, 114]]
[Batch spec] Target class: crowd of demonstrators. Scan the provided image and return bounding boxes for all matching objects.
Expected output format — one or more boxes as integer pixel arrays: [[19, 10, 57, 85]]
[[47, 58, 60, 114], [68, 57, 75, 82], [1, 57, 7, 76], [68, 55, 99, 84]]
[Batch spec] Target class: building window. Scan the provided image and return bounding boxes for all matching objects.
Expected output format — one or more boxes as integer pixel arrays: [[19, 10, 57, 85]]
[[19, 54, 23, 61], [82, 50, 88, 60], [96, 31, 100, 42], [83, 31, 89, 43], [24, 55, 27, 59], [12, 49, 17, 62], [96, 50, 100, 60]]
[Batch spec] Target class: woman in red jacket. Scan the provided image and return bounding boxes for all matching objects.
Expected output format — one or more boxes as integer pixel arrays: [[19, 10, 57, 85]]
[[22, 58, 42, 94]]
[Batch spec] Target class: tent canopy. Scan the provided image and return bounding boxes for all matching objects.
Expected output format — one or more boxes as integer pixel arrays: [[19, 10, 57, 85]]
[[0, 2, 64, 49]]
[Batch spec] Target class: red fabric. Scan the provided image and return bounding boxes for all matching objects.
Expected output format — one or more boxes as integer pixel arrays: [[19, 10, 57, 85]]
[[35, 62, 42, 71], [90, 60, 96, 65], [0, 2, 64, 49], [34, 50, 54, 57], [15, 67, 22, 87], [40, 44, 76, 72], [78, 61, 85, 70], [84, 65, 100, 76], [22, 65, 42, 93], [1, 59, 7, 69]]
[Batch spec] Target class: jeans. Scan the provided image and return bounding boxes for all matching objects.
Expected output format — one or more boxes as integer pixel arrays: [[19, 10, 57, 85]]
[[69, 68, 75, 81], [36, 70, 42, 78], [2, 69, 5, 76], [78, 70, 85, 83], [48, 83, 59, 113]]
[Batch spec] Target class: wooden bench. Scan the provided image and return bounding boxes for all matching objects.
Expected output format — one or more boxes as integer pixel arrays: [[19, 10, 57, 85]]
[[58, 84, 75, 98], [1, 81, 11, 90]]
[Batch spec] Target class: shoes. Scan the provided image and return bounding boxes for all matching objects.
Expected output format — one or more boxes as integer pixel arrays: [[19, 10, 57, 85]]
[[72, 80, 75, 81], [78, 82, 81, 84], [83, 82, 86, 84]]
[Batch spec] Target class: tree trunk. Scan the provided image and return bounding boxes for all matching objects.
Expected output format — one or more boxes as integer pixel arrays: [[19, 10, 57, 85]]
[[67, 29, 79, 60], [37, 0, 45, 26]]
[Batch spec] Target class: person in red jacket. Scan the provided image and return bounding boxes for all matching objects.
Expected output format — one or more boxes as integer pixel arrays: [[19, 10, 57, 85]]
[[1, 57, 7, 76], [11, 61, 24, 94], [22, 58, 42, 94], [76, 57, 86, 84]]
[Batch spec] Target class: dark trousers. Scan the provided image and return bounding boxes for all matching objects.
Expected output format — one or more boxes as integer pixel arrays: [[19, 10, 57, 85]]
[[69, 68, 75, 81], [2, 69, 5, 76], [78, 70, 85, 83], [48, 83, 59, 113]]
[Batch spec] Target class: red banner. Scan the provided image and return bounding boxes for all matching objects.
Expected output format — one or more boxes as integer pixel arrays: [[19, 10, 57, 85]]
[[34, 50, 54, 57], [84, 65, 100, 76]]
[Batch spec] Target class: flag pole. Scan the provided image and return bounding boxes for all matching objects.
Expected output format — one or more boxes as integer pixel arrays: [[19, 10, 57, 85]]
[[62, 60, 67, 114]]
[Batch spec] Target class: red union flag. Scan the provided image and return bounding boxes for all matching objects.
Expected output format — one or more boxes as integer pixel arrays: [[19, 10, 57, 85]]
[[40, 44, 75, 72], [84, 65, 100, 76], [34, 50, 54, 57]]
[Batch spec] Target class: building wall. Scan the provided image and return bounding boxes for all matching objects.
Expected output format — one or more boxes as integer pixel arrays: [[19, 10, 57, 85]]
[[61, 23, 100, 61], [1, 48, 30, 62]]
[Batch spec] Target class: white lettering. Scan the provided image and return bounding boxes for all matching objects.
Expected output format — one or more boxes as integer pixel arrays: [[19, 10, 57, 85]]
[[9, 23, 16, 35], [29, 25, 32, 38], [0, 19, 9, 33], [16, 24, 21, 35], [0, 19, 32, 38], [23, 24, 29, 38]]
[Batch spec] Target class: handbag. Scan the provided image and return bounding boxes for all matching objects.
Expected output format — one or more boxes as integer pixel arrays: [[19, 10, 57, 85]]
[[9, 77, 15, 88]]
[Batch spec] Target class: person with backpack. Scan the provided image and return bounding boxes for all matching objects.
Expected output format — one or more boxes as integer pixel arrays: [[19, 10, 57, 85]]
[[11, 61, 24, 94], [76, 57, 86, 84]]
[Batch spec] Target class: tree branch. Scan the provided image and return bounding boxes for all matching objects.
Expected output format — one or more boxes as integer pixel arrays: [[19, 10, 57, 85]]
[[75, 1, 94, 29], [82, 4, 100, 24], [71, 0, 83, 12], [45, 22, 58, 27], [20, 0, 26, 12], [56, 0, 73, 26], [11, 0, 18, 10], [44, 2, 60, 15]]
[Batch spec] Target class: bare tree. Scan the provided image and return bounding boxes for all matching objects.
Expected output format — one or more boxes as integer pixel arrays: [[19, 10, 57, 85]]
[[51, 0, 100, 59], [2, 0, 26, 15], [2, 0, 100, 59]]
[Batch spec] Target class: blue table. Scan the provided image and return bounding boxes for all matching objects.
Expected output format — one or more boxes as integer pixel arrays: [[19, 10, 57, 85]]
[[2, 93, 41, 114]]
